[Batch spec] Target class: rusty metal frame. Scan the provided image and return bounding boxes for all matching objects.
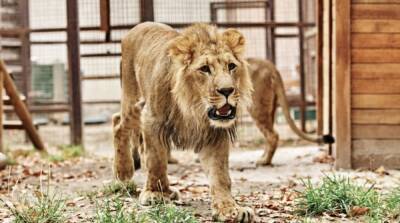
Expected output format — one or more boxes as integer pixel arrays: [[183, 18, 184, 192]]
[[298, 0, 307, 132], [99, 0, 111, 41], [18, 0, 31, 102], [2, 0, 319, 146], [66, 0, 83, 145], [316, 0, 323, 135]]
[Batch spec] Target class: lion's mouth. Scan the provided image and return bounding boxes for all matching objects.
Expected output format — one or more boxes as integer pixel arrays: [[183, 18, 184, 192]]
[[207, 104, 236, 120]]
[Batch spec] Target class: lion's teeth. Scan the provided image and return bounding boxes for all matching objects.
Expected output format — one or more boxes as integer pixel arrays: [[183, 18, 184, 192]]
[[216, 110, 221, 115], [227, 110, 232, 116]]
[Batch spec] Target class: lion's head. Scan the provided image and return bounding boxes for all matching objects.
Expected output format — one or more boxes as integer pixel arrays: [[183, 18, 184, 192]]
[[168, 24, 253, 128]]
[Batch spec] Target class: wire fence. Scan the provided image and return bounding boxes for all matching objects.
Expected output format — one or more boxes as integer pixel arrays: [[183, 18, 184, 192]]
[[0, 0, 317, 150]]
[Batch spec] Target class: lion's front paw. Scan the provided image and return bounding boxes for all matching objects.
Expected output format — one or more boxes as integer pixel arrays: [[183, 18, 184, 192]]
[[212, 202, 254, 222], [114, 160, 134, 181], [139, 189, 180, 206]]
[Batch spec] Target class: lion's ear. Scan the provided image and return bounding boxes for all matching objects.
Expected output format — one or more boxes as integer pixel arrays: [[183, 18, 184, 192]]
[[168, 35, 194, 64], [222, 29, 245, 55]]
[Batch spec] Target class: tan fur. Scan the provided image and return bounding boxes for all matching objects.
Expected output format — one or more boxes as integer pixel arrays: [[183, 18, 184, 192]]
[[113, 22, 253, 222], [165, 58, 329, 166], [247, 58, 327, 165]]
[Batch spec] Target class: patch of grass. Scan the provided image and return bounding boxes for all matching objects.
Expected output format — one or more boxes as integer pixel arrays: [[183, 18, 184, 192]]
[[95, 197, 136, 223], [102, 181, 137, 197], [47, 154, 65, 162], [48, 145, 85, 162], [295, 175, 382, 219], [95, 198, 198, 223], [384, 187, 400, 220], [61, 145, 84, 158], [137, 203, 199, 223], [3, 154, 17, 166], [82, 181, 138, 202], [1, 190, 66, 223]]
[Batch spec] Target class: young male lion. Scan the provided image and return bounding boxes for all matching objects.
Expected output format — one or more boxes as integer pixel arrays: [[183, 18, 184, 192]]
[[113, 22, 254, 222]]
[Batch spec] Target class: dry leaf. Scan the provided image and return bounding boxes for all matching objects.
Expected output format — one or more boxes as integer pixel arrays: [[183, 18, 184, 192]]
[[313, 152, 335, 164], [375, 166, 389, 176], [351, 206, 369, 216]]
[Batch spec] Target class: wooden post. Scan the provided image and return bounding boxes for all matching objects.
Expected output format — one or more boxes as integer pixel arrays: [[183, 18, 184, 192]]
[[67, 0, 84, 146], [316, 0, 324, 135], [140, 0, 154, 22], [0, 60, 46, 151], [0, 65, 3, 153], [298, 0, 307, 132], [335, 0, 352, 169]]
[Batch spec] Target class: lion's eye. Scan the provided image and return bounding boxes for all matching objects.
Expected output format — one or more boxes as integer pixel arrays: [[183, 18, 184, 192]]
[[199, 65, 211, 74], [228, 63, 237, 71]]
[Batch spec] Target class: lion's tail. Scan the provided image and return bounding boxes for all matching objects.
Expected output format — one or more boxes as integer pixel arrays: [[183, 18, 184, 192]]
[[275, 70, 334, 144]]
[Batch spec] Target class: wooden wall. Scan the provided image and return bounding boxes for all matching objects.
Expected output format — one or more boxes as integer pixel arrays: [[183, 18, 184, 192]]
[[350, 0, 400, 169]]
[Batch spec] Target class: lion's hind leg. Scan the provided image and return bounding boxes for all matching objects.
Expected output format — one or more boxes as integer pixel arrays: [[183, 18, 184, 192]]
[[250, 100, 279, 166], [256, 126, 279, 166], [113, 103, 141, 181]]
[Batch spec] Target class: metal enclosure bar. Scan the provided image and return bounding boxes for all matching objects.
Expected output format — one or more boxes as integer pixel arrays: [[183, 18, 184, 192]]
[[316, 0, 323, 135], [298, 0, 307, 132], [18, 0, 31, 103], [66, 0, 83, 146], [100, 0, 111, 41], [140, 0, 154, 22]]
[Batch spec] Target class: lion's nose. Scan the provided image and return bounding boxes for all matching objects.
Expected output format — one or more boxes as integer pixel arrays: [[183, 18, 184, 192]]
[[217, 87, 234, 97]]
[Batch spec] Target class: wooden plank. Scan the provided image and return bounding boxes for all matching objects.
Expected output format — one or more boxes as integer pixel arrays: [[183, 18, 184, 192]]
[[352, 109, 400, 124], [352, 64, 400, 79], [352, 34, 400, 48], [353, 139, 400, 155], [352, 155, 400, 170], [3, 94, 26, 105], [3, 120, 39, 130], [353, 124, 400, 139], [352, 49, 400, 63], [0, 60, 46, 151], [353, 0, 400, 3], [352, 79, 400, 94], [0, 64, 3, 152], [352, 139, 400, 169], [352, 94, 400, 108], [352, 4, 400, 20], [335, 0, 352, 169], [352, 20, 400, 33], [4, 105, 69, 114]]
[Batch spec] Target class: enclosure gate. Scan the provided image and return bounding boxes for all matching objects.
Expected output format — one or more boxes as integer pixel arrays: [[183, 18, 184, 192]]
[[0, 0, 319, 146]]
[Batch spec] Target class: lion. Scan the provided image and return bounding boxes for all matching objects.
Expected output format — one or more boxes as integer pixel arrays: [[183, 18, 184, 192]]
[[113, 22, 254, 222], [246, 58, 334, 166], [162, 58, 334, 166]]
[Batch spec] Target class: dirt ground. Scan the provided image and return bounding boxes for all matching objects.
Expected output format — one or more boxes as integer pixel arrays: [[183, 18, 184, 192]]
[[1, 124, 400, 222]]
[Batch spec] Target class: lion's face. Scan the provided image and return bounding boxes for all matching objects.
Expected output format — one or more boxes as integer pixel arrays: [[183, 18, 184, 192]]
[[169, 24, 253, 128]]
